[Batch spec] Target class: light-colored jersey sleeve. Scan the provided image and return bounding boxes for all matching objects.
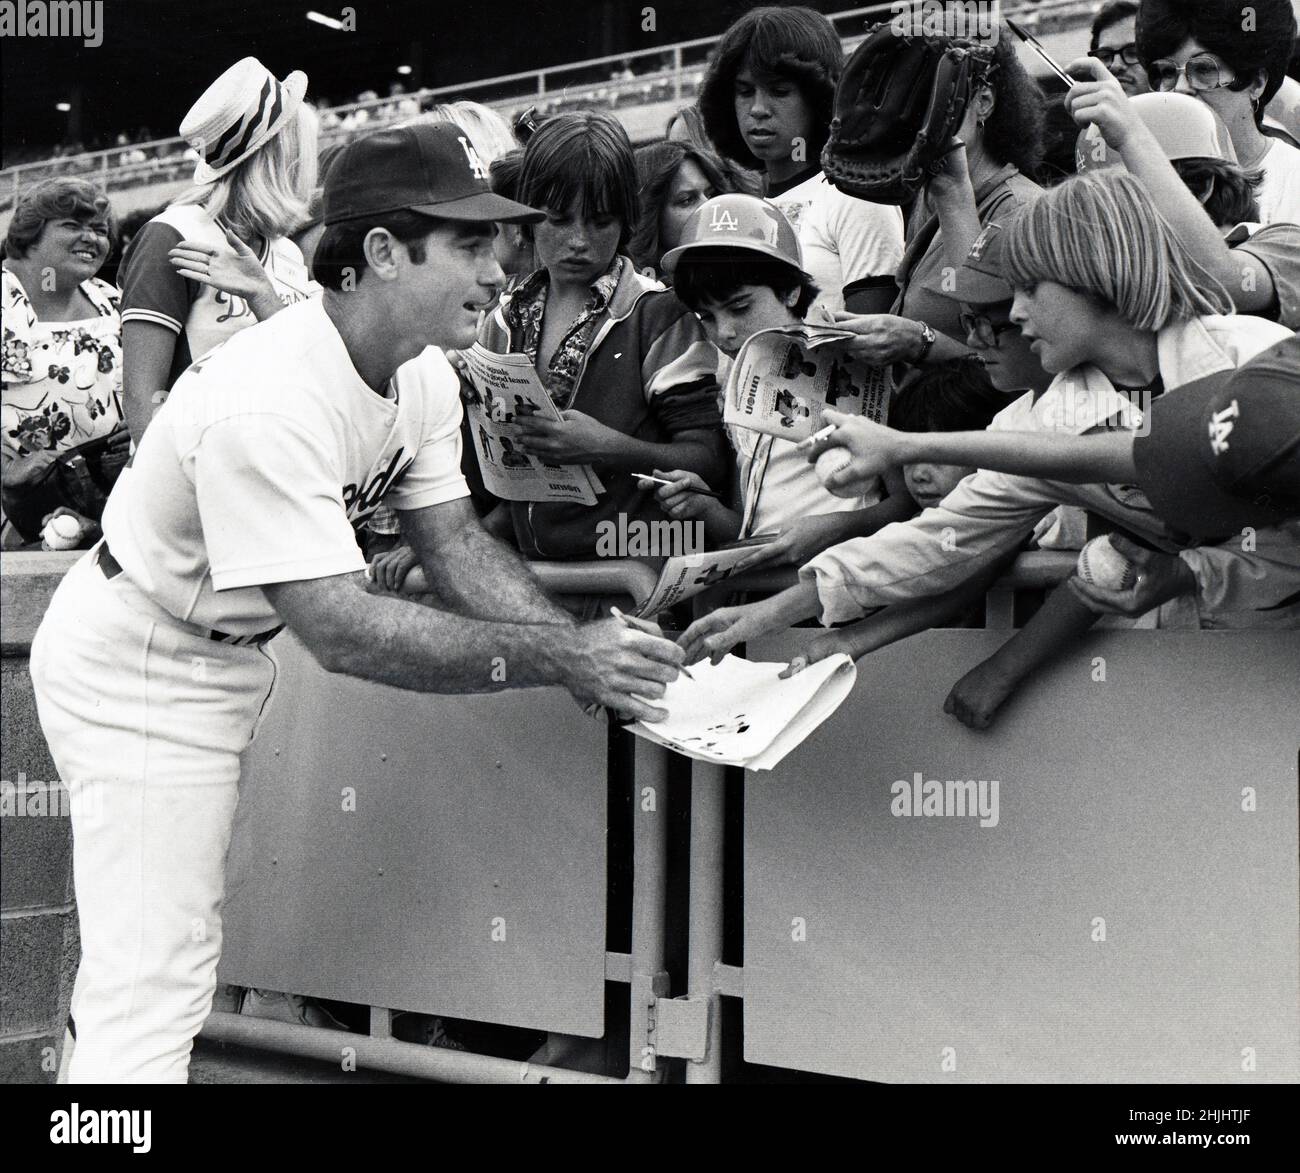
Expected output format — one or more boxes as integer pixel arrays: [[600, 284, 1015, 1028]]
[[385, 352, 471, 513], [193, 412, 365, 591], [799, 467, 1059, 624]]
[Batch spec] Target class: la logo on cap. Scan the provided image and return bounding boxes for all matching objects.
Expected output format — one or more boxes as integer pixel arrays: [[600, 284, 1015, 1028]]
[[458, 136, 489, 180], [969, 225, 995, 259], [1208, 398, 1239, 455], [710, 208, 740, 232]]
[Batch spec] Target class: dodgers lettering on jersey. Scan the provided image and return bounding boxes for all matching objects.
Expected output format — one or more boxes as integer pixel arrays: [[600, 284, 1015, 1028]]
[[102, 300, 469, 636]]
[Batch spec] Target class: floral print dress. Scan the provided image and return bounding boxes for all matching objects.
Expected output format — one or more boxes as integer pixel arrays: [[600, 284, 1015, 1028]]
[[2, 269, 125, 459]]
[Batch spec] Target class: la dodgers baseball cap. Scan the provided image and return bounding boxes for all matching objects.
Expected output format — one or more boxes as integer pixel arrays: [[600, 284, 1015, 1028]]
[[322, 121, 545, 226], [1133, 334, 1300, 539], [660, 193, 803, 275], [952, 220, 1015, 308]]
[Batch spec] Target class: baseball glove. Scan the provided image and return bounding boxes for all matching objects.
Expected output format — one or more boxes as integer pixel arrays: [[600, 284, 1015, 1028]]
[[822, 22, 996, 205]]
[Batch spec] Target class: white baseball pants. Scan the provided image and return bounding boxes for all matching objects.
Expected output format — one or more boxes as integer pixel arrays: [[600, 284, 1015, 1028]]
[[29, 551, 278, 1082]]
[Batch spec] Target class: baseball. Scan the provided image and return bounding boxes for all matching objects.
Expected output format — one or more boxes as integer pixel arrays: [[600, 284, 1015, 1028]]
[[814, 446, 853, 490], [1076, 535, 1138, 592], [42, 514, 84, 550]]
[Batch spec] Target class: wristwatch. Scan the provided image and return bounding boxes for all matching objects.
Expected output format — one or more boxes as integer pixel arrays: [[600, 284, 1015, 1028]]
[[914, 320, 936, 364]]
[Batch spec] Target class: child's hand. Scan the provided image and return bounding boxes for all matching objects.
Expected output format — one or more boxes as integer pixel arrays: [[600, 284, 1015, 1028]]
[[514, 409, 616, 464], [1063, 57, 1141, 152], [652, 468, 716, 521], [1066, 537, 1196, 617], [678, 602, 773, 666], [779, 630, 850, 678], [370, 544, 420, 592], [736, 513, 850, 571], [808, 408, 910, 495], [943, 658, 1018, 730]]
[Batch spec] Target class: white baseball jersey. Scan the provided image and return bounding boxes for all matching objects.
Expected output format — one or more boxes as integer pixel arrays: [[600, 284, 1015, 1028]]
[[101, 298, 469, 636], [119, 203, 315, 388]]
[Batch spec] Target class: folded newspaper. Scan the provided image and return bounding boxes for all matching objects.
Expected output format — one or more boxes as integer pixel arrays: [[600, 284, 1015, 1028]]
[[632, 534, 776, 618], [461, 344, 604, 505], [723, 323, 891, 443], [627, 653, 857, 771]]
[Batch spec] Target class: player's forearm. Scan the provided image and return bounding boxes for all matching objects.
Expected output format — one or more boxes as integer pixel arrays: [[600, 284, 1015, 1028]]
[[894, 430, 1135, 484], [421, 521, 574, 625], [317, 577, 569, 693]]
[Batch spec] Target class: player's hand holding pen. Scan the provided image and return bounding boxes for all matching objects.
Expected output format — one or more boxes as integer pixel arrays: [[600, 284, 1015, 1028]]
[[565, 608, 688, 724]]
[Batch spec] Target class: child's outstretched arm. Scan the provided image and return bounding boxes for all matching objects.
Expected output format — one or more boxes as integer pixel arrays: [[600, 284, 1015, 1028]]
[[678, 580, 821, 665], [781, 549, 1014, 676], [944, 583, 1100, 730], [812, 410, 1137, 499], [736, 468, 916, 571]]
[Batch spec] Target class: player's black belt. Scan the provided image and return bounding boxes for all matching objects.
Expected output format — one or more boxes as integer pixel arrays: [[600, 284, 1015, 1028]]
[[96, 543, 284, 648]]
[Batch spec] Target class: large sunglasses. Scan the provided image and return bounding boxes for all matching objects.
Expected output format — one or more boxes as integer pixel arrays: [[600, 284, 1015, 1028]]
[[1088, 44, 1141, 69], [959, 311, 1018, 348], [1149, 54, 1237, 93]]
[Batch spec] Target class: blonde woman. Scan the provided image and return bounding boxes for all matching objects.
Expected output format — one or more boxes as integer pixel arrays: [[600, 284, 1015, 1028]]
[[680, 168, 1297, 665], [414, 100, 518, 162], [119, 58, 318, 443]]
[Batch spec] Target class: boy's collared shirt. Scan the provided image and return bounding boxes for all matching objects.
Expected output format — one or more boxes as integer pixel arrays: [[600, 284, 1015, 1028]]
[[503, 256, 625, 409], [800, 314, 1299, 629]]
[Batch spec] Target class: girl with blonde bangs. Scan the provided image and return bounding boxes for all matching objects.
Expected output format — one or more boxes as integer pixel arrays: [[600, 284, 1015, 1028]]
[[119, 60, 320, 443], [1002, 169, 1231, 334], [174, 102, 320, 245]]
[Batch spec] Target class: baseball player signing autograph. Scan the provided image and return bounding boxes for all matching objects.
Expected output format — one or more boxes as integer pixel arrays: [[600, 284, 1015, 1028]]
[[29, 121, 686, 1084]]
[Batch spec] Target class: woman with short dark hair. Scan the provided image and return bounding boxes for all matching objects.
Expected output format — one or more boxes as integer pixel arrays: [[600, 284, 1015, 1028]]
[[1137, 0, 1299, 222], [2, 178, 125, 548], [697, 5, 904, 314], [628, 140, 735, 281]]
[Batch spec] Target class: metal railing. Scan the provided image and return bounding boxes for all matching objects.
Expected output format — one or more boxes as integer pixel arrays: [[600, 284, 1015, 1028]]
[[0, 0, 1097, 209]]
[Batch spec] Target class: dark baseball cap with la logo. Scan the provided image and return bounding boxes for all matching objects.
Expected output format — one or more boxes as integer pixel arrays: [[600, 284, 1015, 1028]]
[[322, 121, 544, 226], [1134, 333, 1300, 539]]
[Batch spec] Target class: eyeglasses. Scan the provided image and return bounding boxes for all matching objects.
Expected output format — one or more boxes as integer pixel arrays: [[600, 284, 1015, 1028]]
[[1149, 54, 1237, 93], [1088, 44, 1141, 69], [959, 311, 1017, 349]]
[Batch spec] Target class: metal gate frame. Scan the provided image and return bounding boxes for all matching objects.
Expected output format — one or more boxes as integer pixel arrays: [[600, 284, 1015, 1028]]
[[202, 559, 678, 1084]]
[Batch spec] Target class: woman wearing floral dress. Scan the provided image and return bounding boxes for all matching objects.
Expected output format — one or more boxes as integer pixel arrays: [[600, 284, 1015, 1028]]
[[2, 178, 124, 547]]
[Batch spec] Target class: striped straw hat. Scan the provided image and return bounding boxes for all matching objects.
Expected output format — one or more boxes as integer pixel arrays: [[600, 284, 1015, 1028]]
[[180, 57, 308, 184]]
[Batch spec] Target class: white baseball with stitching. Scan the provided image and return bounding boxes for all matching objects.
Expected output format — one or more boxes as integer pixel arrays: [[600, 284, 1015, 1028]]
[[815, 447, 852, 489], [1076, 535, 1138, 591]]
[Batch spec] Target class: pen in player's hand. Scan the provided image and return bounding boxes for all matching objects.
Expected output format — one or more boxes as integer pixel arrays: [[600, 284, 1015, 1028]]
[[633, 472, 724, 500], [611, 606, 696, 680]]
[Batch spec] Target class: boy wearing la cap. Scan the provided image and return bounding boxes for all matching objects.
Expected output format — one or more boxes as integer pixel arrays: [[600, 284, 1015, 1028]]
[[653, 192, 916, 568], [29, 121, 688, 1083]]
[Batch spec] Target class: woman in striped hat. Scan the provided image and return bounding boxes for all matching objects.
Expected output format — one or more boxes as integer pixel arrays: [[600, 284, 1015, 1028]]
[[118, 58, 319, 444]]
